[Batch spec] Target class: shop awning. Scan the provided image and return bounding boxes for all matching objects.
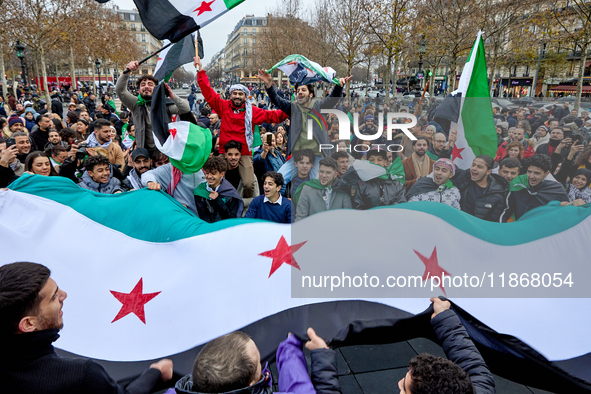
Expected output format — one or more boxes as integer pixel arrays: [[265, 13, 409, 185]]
[[550, 85, 591, 92]]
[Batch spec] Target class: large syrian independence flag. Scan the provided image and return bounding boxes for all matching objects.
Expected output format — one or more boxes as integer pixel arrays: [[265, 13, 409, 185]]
[[267, 54, 339, 85], [433, 31, 498, 169], [2, 175, 591, 392], [151, 82, 211, 174], [154, 32, 204, 82], [131, 0, 246, 42]]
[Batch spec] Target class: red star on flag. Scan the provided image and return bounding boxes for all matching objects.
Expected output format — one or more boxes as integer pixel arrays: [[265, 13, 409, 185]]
[[157, 57, 162, 61], [169, 127, 177, 138], [194, 0, 215, 16], [414, 247, 451, 294], [259, 236, 306, 278], [451, 145, 465, 161], [110, 278, 161, 324]]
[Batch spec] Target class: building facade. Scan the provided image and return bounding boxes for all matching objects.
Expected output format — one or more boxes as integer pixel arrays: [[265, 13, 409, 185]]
[[223, 15, 267, 84]]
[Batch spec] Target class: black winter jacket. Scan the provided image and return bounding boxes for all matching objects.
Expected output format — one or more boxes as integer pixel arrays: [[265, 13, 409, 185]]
[[1, 329, 161, 394], [353, 177, 406, 209], [452, 170, 509, 222], [431, 309, 496, 394]]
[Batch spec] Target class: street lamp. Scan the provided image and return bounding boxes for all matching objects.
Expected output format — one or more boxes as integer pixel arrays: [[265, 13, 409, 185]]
[[15, 40, 29, 98], [418, 35, 427, 73], [95, 59, 101, 96]]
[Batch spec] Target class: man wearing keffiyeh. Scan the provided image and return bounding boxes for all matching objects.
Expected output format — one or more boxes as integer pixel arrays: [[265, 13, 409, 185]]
[[194, 56, 288, 199]]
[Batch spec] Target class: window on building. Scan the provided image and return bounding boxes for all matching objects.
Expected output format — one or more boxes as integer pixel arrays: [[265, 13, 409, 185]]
[[252, 37, 256, 45], [244, 37, 247, 44], [252, 19, 257, 26], [262, 19, 267, 25], [252, 28, 256, 35], [141, 34, 146, 42], [130, 13, 135, 21], [131, 23, 136, 31], [243, 28, 247, 35], [142, 45, 147, 54], [244, 49, 248, 55], [141, 24, 145, 31]]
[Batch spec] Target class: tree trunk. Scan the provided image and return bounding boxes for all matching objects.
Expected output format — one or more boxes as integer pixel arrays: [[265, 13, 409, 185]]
[[507, 65, 512, 98], [34, 51, 40, 90], [0, 41, 7, 104], [575, 42, 588, 112], [9, 58, 17, 97], [428, 71, 435, 97], [39, 46, 50, 101], [385, 55, 392, 101], [69, 44, 77, 91]]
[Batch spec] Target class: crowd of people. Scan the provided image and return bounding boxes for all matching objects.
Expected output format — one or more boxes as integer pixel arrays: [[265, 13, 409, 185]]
[[2, 56, 590, 225], [3, 51, 590, 393]]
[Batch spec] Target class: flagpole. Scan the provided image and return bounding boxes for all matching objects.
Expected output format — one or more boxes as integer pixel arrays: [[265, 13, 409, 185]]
[[122, 42, 174, 75], [401, 80, 431, 150]]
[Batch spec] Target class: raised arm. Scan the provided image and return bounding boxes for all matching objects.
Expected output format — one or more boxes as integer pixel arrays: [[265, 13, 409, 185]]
[[430, 299, 495, 394], [258, 69, 292, 116], [194, 56, 224, 115], [116, 62, 140, 110]]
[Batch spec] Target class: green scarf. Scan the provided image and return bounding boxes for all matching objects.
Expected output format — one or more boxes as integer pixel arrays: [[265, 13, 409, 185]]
[[194, 182, 212, 200], [426, 151, 438, 161], [510, 174, 529, 192], [293, 179, 329, 206], [377, 157, 405, 184], [136, 95, 147, 106]]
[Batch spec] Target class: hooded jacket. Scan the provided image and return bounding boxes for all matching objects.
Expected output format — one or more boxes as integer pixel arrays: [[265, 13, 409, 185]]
[[501, 174, 569, 221], [194, 178, 244, 223], [452, 170, 509, 222], [78, 165, 123, 194]]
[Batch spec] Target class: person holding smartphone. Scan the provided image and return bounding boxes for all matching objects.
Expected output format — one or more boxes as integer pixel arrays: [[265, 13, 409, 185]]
[[253, 132, 286, 194]]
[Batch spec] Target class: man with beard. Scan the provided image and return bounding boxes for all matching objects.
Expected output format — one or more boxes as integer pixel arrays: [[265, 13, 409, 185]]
[[44, 130, 68, 149], [257, 67, 352, 185], [10, 132, 32, 175], [501, 154, 568, 221], [494, 127, 534, 161], [406, 158, 461, 208], [451, 155, 509, 222], [195, 56, 287, 201], [116, 60, 190, 153], [29, 115, 53, 151], [0, 262, 173, 393], [497, 157, 521, 184], [121, 148, 152, 190], [535, 127, 570, 172], [86, 119, 125, 169], [402, 137, 436, 191]]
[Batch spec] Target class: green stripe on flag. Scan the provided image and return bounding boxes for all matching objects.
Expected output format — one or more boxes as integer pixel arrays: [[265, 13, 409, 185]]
[[7, 174, 591, 245], [461, 36, 498, 158], [223, 0, 245, 9], [169, 122, 212, 174]]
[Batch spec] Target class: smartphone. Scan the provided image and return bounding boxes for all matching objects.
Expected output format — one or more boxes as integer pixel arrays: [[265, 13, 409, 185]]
[[6, 138, 15, 148], [564, 129, 573, 139], [267, 134, 272, 145]]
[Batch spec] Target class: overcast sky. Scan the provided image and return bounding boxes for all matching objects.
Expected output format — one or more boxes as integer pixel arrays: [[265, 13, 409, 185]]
[[111, 0, 312, 72]]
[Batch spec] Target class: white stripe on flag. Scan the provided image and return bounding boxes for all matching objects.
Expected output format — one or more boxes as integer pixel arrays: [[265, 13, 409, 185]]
[[153, 121, 190, 160]]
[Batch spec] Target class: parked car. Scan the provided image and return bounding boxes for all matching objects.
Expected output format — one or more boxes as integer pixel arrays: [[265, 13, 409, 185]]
[[182, 83, 189, 89]]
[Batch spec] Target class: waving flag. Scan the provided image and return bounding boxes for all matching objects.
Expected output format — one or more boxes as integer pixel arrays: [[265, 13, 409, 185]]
[[151, 82, 212, 174], [132, 0, 246, 42], [267, 54, 339, 85], [154, 32, 203, 82], [434, 31, 498, 169], [1, 175, 591, 392]]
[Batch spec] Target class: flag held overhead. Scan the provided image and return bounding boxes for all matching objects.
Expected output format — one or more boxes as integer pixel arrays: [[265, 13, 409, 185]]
[[267, 54, 340, 86]]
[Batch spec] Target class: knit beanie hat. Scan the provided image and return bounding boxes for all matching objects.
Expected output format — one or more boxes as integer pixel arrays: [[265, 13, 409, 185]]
[[8, 116, 24, 128]]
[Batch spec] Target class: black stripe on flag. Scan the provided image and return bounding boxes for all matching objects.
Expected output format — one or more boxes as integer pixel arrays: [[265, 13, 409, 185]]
[[154, 34, 197, 81], [55, 300, 591, 392], [133, 0, 199, 42]]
